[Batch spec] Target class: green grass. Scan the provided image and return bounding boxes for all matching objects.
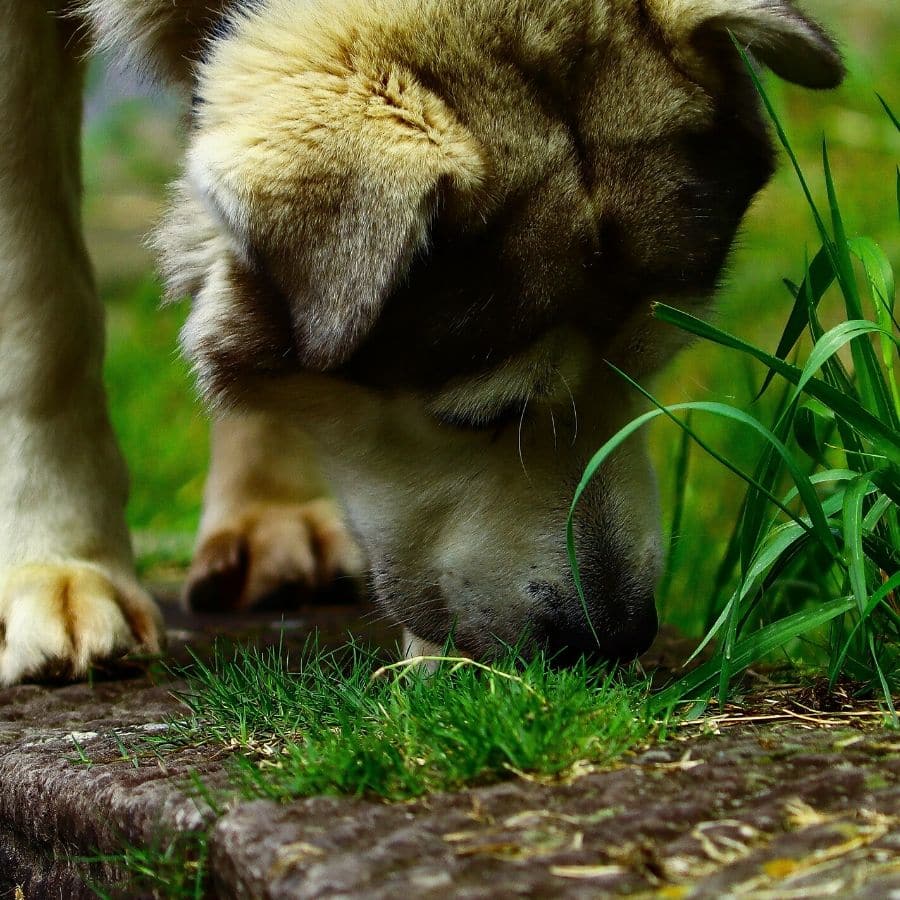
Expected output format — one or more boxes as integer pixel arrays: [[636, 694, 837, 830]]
[[651, 0, 900, 635], [104, 279, 208, 544], [569, 56, 899, 717], [153, 641, 652, 803], [82, 830, 209, 900], [83, 645, 651, 896]]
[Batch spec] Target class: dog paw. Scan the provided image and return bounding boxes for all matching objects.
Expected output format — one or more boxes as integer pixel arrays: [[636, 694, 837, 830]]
[[184, 499, 365, 612], [0, 563, 164, 686]]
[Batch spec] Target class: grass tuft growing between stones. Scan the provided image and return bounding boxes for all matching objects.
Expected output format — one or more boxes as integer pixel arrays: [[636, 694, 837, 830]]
[[83, 830, 209, 900], [155, 640, 653, 802]]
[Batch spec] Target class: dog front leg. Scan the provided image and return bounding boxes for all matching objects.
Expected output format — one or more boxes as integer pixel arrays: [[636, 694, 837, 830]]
[[185, 413, 365, 611], [0, 4, 163, 685]]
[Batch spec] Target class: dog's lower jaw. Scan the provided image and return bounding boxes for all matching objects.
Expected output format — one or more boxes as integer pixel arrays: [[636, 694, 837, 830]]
[[402, 628, 445, 668]]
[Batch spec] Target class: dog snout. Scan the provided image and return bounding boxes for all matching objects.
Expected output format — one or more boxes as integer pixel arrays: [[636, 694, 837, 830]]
[[601, 594, 658, 660], [530, 583, 658, 664]]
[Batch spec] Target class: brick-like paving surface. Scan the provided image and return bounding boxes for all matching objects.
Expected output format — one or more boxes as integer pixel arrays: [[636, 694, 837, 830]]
[[1, 599, 897, 899]]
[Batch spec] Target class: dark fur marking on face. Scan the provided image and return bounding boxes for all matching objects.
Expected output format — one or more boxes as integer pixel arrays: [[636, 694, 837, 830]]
[[192, 0, 266, 115], [192, 259, 299, 402], [341, 98, 774, 394], [322, 8, 777, 395]]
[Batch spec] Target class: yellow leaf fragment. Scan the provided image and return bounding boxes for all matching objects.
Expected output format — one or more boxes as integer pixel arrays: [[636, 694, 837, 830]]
[[763, 857, 800, 878], [657, 887, 689, 899], [550, 864, 626, 879], [269, 841, 326, 879]]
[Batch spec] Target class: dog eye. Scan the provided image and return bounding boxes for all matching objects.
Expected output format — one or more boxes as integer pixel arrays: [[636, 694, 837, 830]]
[[438, 400, 528, 432], [485, 401, 529, 430]]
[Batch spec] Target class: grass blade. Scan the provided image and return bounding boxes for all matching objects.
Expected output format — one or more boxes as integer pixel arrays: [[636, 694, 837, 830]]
[[842, 476, 872, 619], [821, 144, 898, 427], [651, 597, 856, 713], [733, 39, 831, 247], [877, 94, 900, 132], [758, 246, 835, 399], [568, 389, 841, 636], [849, 236, 900, 416], [653, 303, 900, 464], [657, 412, 692, 610]]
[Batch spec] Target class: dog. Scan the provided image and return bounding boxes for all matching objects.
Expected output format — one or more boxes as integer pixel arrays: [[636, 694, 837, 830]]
[[0, 0, 842, 684]]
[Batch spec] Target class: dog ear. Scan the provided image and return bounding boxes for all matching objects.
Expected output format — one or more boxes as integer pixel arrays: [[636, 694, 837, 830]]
[[187, 62, 486, 370], [153, 179, 299, 405], [78, 0, 238, 84], [651, 0, 844, 88]]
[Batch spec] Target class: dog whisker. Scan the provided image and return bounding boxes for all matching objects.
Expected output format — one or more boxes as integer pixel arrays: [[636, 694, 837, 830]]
[[361, 590, 449, 629], [517, 392, 533, 480], [555, 367, 579, 447]]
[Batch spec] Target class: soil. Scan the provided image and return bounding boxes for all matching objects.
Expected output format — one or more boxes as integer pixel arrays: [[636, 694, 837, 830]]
[[0, 596, 897, 899]]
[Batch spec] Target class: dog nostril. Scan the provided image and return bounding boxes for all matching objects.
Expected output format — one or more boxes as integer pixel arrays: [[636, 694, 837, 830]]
[[537, 592, 658, 664], [610, 598, 658, 660]]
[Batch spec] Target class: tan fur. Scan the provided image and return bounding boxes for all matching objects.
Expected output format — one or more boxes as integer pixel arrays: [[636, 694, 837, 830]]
[[0, 563, 162, 684], [186, 0, 488, 371], [0, 0, 844, 680], [188, 500, 361, 609], [0, 2, 163, 684], [187, 414, 364, 611]]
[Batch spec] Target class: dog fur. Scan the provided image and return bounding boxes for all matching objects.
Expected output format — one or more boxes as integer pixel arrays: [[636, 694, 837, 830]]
[[0, 0, 843, 682]]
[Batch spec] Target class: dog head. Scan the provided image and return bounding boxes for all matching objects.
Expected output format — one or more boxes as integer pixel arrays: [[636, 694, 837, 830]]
[[143, 0, 843, 659]]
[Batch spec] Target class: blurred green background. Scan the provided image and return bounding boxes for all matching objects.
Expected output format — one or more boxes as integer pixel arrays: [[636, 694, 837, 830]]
[[84, 0, 899, 630]]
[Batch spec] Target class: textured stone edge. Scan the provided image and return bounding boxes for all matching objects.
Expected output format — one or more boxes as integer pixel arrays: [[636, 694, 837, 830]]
[[0, 725, 217, 898], [206, 728, 900, 900], [2, 708, 898, 899]]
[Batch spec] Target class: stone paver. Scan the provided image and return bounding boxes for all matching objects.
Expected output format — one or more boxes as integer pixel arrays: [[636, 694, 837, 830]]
[[211, 728, 900, 899], [0, 599, 897, 899]]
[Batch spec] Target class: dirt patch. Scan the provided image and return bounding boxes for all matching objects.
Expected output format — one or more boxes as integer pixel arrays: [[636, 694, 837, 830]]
[[0, 599, 896, 899]]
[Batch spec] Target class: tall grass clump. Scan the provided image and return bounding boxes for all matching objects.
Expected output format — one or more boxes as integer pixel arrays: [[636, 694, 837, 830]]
[[569, 69, 899, 718]]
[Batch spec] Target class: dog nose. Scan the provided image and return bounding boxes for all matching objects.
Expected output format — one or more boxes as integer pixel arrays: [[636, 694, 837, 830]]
[[603, 597, 658, 659], [534, 589, 658, 664]]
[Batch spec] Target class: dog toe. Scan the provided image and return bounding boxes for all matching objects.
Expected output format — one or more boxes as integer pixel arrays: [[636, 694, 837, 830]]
[[183, 530, 250, 612], [0, 563, 163, 686], [184, 499, 365, 613]]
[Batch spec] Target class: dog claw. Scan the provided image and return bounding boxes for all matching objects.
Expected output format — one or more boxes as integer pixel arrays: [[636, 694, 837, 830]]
[[0, 562, 164, 686], [184, 499, 365, 613]]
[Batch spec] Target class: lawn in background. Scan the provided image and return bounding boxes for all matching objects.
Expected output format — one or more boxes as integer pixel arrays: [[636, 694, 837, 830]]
[[85, 78, 205, 557], [85, 0, 899, 632]]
